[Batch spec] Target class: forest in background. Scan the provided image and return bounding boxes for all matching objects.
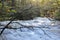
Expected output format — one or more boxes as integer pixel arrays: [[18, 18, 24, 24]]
[[0, 0, 60, 21]]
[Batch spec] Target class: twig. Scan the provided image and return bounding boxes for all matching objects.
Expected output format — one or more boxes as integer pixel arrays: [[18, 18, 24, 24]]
[[0, 6, 33, 35], [40, 28, 52, 38], [0, 27, 49, 29], [0, 18, 15, 35]]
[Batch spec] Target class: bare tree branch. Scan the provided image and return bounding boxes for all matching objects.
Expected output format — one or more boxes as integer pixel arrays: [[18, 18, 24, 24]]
[[40, 28, 52, 38], [0, 6, 33, 35]]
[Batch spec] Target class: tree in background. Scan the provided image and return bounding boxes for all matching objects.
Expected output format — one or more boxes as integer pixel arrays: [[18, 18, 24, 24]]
[[0, 0, 60, 20], [0, 0, 41, 20]]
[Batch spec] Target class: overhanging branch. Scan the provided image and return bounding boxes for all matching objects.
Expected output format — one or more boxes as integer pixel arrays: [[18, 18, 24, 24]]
[[0, 5, 33, 35]]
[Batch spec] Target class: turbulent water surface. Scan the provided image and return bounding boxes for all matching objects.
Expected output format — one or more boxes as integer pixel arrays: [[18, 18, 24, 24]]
[[0, 17, 60, 40]]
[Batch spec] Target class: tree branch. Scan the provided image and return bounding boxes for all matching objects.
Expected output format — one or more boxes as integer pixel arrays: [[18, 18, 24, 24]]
[[0, 6, 33, 35]]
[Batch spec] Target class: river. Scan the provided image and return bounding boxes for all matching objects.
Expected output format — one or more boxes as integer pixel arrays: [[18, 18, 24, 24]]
[[0, 17, 60, 40]]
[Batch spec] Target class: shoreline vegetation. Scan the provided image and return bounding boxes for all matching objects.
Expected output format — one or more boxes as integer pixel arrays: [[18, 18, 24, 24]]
[[0, 0, 60, 21]]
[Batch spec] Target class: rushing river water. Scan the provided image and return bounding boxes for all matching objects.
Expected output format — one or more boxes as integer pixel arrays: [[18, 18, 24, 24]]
[[0, 17, 60, 40]]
